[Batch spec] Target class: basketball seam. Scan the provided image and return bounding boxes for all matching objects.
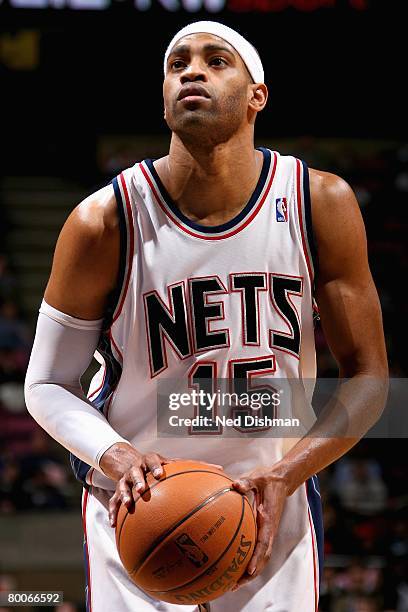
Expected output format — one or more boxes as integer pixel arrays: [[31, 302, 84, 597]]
[[117, 469, 233, 557], [148, 495, 246, 594], [130, 485, 233, 576]]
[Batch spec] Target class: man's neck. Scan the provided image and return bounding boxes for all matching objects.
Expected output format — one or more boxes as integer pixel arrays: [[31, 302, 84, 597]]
[[153, 132, 264, 227]]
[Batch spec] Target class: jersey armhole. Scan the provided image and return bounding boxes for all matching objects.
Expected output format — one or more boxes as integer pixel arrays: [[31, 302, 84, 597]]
[[101, 174, 130, 330], [299, 160, 319, 279]]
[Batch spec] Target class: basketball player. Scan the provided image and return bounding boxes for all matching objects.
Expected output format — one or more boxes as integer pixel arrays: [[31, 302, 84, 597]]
[[24, 21, 388, 612]]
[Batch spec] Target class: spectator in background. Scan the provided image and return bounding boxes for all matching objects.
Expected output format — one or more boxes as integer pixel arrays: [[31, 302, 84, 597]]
[[331, 561, 381, 612], [0, 457, 30, 512], [21, 466, 68, 511], [0, 299, 31, 384], [345, 596, 379, 612], [0, 299, 31, 352], [335, 459, 388, 516], [323, 499, 359, 555], [18, 430, 70, 511], [0, 255, 76, 514], [0, 431, 73, 513], [19, 430, 66, 480]]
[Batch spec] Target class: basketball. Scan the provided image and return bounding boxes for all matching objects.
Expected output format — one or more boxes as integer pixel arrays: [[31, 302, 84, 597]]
[[115, 460, 256, 605]]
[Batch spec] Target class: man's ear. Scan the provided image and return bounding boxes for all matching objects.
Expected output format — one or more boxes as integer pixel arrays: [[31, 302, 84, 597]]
[[248, 83, 268, 113]]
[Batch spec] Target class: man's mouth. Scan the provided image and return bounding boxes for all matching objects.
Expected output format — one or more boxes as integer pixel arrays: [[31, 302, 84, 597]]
[[177, 85, 211, 102]]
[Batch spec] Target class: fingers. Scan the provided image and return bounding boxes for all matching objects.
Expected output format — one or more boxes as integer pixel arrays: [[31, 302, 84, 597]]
[[246, 510, 273, 576], [108, 491, 122, 528], [232, 529, 273, 591], [108, 452, 171, 528], [108, 453, 225, 530], [231, 478, 253, 494], [126, 465, 147, 493], [231, 483, 286, 591], [108, 485, 134, 528], [108, 469, 141, 526], [144, 453, 166, 479]]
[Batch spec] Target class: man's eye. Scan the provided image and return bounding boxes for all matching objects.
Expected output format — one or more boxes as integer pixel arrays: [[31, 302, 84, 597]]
[[171, 60, 186, 70], [210, 57, 227, 66]]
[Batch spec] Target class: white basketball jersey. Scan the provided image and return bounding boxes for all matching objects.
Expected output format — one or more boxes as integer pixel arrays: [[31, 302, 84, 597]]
[[76, 148, 318, 490]]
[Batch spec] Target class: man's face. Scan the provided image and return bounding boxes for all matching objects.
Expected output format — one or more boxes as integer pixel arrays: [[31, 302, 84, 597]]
[[163, 33, 253, 144]]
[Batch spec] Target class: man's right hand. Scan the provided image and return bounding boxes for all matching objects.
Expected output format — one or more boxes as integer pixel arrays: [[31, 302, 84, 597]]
[[100, 442, 171, 527], [100, 442, 222, 527]]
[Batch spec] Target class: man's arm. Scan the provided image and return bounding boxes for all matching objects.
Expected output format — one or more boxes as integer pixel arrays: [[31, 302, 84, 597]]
[[44, 184, 119, 318], [232, 169, 388, 587], [25, 186, 175, 523], [271, 169, 388, 490]]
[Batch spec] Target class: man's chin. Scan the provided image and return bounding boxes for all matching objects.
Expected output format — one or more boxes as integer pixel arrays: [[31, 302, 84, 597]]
[[171, 112, 216, 134], [168, 110, 237, 146]]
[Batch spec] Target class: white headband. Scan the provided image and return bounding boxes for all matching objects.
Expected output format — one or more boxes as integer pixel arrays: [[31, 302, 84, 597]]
[[164, 21, 264, 84]]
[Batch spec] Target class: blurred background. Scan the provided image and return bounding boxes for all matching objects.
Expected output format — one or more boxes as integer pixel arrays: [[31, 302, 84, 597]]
[[1, 0, 407, 610]]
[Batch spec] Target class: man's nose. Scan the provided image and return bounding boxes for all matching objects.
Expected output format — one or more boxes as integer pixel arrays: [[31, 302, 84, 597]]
[[180, 59, 208, 84]]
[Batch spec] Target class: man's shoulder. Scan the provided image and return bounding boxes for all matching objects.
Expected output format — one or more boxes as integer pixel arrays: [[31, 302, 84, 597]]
[[309, 167, 350, 193], [307, 167, 364, 252], [308, 168, 356, 214], [73, 183, 118, 237]]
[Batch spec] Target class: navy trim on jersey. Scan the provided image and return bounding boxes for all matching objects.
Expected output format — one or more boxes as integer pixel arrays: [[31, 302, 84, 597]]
[[91, 333, 123, 411], [69, 332, 123, 488], [83, 534, 91, 612], [301, 161, 318, 276], [70, 455, 92, 488], [144, 147, 271, 234], [99, 176, 128, 331], [307, 474, 324, 584]]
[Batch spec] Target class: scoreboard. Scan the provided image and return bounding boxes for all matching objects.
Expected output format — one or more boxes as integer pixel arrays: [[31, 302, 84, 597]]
[[2, 0, 368, 12]]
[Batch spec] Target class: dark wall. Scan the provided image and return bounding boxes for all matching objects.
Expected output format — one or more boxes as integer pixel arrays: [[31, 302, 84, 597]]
[[2, 1, 407, 176]]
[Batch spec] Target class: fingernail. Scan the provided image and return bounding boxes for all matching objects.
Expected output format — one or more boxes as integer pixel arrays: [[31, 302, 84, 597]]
[[135, 482, 143, 490], [248, 566, 256, 575], [153, 468, 162, 477], [231, 585, 238, 592]]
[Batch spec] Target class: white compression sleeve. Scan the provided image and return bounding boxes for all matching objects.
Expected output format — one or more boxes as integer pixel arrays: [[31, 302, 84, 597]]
[[24, 300, 130, 473]]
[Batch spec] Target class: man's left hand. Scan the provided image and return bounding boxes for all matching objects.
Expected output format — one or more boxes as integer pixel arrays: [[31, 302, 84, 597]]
[[231, 467, 289, 591]]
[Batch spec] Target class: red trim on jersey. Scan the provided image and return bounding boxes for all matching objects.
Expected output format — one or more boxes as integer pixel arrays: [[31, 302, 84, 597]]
[[109, 329, 123, 362], [113, 173, 135, 323], [269, 272, 303, 362], [139, 153, 278, 241], [88, 364, 106, 401], [82, 489, 92, 612], [306, 484, 319, 612], [296, 159, 314, 284]]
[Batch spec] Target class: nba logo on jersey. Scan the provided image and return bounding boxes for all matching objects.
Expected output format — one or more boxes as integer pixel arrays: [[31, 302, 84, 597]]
[[276, 197, 288, 222]]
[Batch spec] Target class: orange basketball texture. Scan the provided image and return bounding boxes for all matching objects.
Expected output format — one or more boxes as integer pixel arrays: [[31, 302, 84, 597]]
[[115, 460, 256, 604]]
